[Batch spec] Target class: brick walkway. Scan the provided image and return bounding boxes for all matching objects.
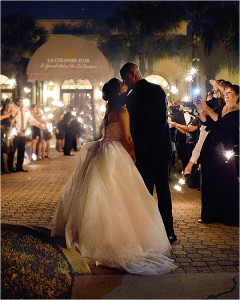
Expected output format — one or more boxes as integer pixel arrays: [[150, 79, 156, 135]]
[[1, 149, 239, 274]]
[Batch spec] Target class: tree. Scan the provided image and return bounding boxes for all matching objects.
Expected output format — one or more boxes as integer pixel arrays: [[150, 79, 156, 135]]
[[98, 1, 185, 76], [1, 12, 48, 97], [183, 1, 239, 90]]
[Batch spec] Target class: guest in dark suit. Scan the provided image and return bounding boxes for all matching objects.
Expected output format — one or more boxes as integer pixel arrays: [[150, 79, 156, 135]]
[[62, 112, 75, 156], [9, 97, 44, 172], [171, 102, 201, 171], [120, 62, 176, 243], [171, 106, 188, 171]]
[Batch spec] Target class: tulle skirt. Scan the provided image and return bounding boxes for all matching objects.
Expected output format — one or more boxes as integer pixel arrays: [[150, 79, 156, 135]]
[[51, 140, 177, 274]]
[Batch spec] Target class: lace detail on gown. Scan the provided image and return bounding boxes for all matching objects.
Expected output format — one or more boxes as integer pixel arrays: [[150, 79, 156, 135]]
[[51, 121, 177, 275], [101, 121, 122, 144]]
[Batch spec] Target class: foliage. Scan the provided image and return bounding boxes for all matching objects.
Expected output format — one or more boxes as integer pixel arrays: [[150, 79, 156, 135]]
[[1, 12, 48, 96], [99, 1, 239, 78], [99, 1, 185, 75], [1, 227, 73, 299], [183, 1, 239, 74], [1, 12, 48, 61], [51, 21, 107, 35]]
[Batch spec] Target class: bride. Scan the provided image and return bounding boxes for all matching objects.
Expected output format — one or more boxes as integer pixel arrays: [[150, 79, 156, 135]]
[[51, 78, 177, 275]]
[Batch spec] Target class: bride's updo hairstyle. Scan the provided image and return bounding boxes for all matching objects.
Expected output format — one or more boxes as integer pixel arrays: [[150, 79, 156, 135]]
[[102, 78, 119, 101], [102, 78, 126, 114]]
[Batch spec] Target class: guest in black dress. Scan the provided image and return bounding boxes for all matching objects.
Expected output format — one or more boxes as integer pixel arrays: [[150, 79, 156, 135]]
[[1, 100, 16, 174], [56, 113, 65, 152], [195, 85, 239, 226]]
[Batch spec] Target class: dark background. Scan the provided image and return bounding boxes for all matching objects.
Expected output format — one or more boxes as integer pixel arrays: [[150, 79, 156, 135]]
[[1, 0, 133, 20]]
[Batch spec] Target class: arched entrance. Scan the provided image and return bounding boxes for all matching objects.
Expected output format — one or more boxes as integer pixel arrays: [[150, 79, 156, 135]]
[[0, 75, 17, 101], [26, 36, 114, 139], [145, 74, 170, 90]]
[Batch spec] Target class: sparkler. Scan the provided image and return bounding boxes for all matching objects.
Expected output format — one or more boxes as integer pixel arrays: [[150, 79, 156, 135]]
[[31, 153, 37, 161], [173, 175, 186, 192], [225, 150, 235, 160], [174, 184, 182, 192], [46, 123, 53, 133], [11, 128, 18, 137], [224, 150, 238, 164], [25, 128, 32, 137], [23, 98, 30, 107], [170, 85, 179, 94]]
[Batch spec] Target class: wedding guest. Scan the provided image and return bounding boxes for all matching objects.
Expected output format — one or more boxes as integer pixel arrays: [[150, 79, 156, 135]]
[[184, 79, 232, 175], [55, 112, 65, 152], [8, 97, 44, 172], [194, 85, 239, 226], [62, 112, 75, 156], [207, 79, 231, 109], [169, 104, 187, 172], [120, 63, 176, 243], [170, 102, 200, 171], [43, 127, 52, 159], [1, 100, 17, 174], [31, 105, 43, 160], [51, 78, 177, 275]]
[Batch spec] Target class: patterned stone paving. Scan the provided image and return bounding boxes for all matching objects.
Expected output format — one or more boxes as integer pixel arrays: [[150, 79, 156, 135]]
[[1, 149, 239, 274]]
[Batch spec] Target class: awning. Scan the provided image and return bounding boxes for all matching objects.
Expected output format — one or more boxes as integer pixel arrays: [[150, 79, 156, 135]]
[[27, 36, 114, 83]]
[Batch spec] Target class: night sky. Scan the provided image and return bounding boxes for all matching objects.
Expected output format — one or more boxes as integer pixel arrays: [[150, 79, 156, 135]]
[[1, 0, 133, 20]]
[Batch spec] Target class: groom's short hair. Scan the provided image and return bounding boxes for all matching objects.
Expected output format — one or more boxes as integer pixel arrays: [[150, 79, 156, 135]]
[[120, 62, 139, 76]]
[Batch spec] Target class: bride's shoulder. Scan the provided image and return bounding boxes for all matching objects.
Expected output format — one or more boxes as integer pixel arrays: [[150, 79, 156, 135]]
[[119, 105, 128, 114]]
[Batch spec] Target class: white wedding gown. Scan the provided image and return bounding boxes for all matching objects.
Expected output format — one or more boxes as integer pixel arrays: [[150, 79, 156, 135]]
[[51, 121, 177, 274]]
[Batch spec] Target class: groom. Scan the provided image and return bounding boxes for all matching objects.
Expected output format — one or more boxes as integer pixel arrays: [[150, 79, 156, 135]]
[[120, 62, 177, 243]]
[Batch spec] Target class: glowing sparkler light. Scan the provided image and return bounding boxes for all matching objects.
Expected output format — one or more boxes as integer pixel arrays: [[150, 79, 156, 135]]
[[77, 117, 83, 123], [178, 178, 186, 185], [25, 128, 32, 136], [11, 128, 18, 137], [51, 100, 64, 107], [183, 95, 191, 102], [23, 98, 30, 107], [1, 94, 8, 100], [185, 74, 193, 82], [31, 153, 37, 161], [193, 88, 201, 96], [8, 78, 16, 88], [170, 86, 179, 94], [71, 111, 77, 116], [46, 123, 53, 132], [189, 67, 197, 75], [174, 184, 182, 192], [225, 150, 234, 160], [47, 113, 54, 120], [24, 87, 31, 93]]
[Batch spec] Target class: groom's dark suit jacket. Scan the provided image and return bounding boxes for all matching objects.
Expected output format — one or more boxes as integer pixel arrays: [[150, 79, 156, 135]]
[[126, 79, 172, 162]]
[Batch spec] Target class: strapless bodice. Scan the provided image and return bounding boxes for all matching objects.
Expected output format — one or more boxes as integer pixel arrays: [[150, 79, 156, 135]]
[[101, 122, 122, 143]]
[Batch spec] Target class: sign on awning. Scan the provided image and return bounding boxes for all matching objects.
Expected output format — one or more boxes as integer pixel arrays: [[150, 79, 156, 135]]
[[27, 36, 114, 83]]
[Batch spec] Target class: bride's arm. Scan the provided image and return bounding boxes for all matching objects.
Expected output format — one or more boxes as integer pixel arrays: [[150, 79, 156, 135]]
[[119, 106, 136, 163]]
